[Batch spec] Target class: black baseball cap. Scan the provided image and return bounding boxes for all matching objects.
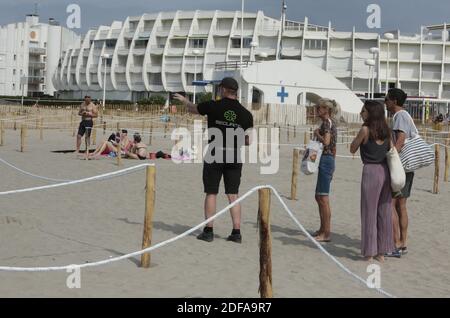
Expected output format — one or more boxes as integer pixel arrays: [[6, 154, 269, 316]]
[[219, 77, 239, 91]]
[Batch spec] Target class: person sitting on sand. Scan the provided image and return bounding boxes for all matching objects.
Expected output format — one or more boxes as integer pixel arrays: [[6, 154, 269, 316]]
[[125, 133, 148, 160], [89, 130, 131, 159]]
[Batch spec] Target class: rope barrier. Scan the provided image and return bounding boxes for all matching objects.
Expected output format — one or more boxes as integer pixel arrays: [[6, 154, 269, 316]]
[[0, 163, 153, 196], [0, 183, 394, 298], [0, 157, 71, 182]]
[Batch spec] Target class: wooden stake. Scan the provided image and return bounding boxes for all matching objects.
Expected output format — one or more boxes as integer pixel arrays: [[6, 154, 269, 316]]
[[141, 165, 156, 268], [148, 122, 153, 145], [258, 188, 273, 298], [92, 120, 97, 146], [71, 113, 75, 137], [433, 144, 440, 194], [444, 139, 449, 182], [304, 131, 309, 146], [20, 124, 26, 152], [39, 117, 43, 141], [116, 121, 120, 132], [85, 135, 89, 161], [103, 121, 106, 135], [0, 120, 4, 146], [290, 148, 300, 200]]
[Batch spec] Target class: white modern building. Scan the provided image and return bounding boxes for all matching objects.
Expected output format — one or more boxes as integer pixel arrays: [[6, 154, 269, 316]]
[[0, 14, 80, 97], [53, 10, 450, 104]]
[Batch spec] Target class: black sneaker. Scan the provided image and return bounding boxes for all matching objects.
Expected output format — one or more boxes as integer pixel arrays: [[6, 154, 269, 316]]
[[197, 231, 214, 242], [226, 233, 242, 244]]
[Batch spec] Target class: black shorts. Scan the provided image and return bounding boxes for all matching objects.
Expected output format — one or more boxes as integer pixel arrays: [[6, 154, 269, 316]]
[[203, 162, 243, 195], [78, 120, 93, 137]]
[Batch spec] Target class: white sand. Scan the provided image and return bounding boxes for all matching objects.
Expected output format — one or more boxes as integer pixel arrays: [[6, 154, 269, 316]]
[[0, 127, 449, 298]]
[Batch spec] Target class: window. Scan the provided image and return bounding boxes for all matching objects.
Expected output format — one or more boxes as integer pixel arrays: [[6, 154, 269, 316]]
[[13, 69, 16, 75], [12, 83, 15, 90], [190, 38, 207, 49], [13, 54, 17, 61], [21, 40, 24, 47], [44, 42, 47, 48], [231, 38, 252, 49]]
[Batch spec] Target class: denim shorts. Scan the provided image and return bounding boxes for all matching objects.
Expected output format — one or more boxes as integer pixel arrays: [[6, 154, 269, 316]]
[[315, 154, 336, 196]]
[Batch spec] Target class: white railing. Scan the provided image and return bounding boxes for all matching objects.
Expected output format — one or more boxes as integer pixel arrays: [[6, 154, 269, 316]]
[[422, 70, 441, 80]]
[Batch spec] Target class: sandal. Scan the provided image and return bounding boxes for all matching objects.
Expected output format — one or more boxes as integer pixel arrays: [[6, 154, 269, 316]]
[[400, 247, 408, 255]]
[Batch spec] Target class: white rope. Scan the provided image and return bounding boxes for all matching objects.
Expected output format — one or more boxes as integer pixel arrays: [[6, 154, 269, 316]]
[[0, 157, 71, 182], [0, 163, 153, 196], [0, 184, 394, 298]]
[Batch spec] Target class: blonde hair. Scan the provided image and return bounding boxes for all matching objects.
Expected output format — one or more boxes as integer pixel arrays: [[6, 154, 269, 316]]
[[317, 98, 341, 120]]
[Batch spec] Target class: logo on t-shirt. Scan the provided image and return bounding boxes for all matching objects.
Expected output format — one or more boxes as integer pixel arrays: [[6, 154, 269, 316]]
[[224, 110, 237, 123]]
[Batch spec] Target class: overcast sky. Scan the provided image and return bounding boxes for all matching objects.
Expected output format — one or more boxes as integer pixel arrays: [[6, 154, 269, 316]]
[[1, 0, 449, 35]]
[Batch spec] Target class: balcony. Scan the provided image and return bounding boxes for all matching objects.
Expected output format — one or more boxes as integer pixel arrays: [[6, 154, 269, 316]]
[[146, 64, 162, 72], [186, 48, 205, 55], [148, 84, 164, 91], [172, 27, 190, 37], [422, 70, 441, 81], [130, 65, 143, 73], [209, 47, 227, 53], [29, 47, 46, 55], [28, 62, 46, 69], [283, 29, 304, 37], [184, 63, 202, 73], [214, 29, 231, 36], [156, 27, 171, 36], [110, 29, 121, 38], [117, 47, 130, 55], [114, 65, 126, 73], [191, 28, 210, 36], [215, 60, 254, 71], [89, 66, 99, 73], [165, 64, 182, 73], [138, 28, 152, 38], [232, 29, 254, 37], [124, 28, 136, 38], [99, 30, 109, 39], [258, 26, 280, 37], [165, 48, 184, 56], [133, 47, 147, 55], [150, 46, 165, 55], [83, 50, 90, 57], [27, 76, 45, 84]]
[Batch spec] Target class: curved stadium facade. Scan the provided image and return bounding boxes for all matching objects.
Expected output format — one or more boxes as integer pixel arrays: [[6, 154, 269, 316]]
[[53, 10, 450, 102]]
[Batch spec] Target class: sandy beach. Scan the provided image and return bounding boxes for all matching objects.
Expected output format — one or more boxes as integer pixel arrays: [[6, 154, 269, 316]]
[[0, 126, 449, 298]]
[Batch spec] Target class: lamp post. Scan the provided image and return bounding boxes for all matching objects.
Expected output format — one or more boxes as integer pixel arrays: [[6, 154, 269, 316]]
[[192, 49, 201, 104], [384, 33, 395, 94], [365, 59, 376, 100], [101, 54, 111, 110], [239, 0, 245, 102], [369, 47, 379, 98]]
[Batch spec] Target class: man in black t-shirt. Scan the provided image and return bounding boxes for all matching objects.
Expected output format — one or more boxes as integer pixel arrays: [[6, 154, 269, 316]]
[[173, 77, 253, 244]]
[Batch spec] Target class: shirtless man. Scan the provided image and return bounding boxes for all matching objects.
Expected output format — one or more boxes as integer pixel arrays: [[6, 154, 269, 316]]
[[76, 95, 98, 156]]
